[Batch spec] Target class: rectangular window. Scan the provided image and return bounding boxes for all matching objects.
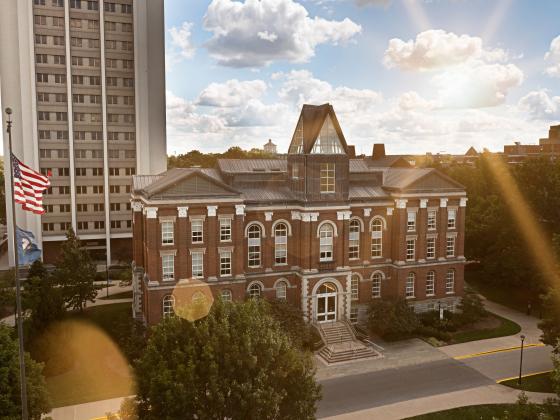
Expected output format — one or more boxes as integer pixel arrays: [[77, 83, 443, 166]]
[[191, 219, 203, 243], [52, 17, 64, 27], [53, 55, 65, 65], [161, 221, 174, 245], [162, 255, 174, 281], [219, 218, 231, 242], [58, 222, 69, 231], [320, 163, 335, 193], [191, 252, 203, 278], [275, 231, 287, 265], [446, 236, 455, 257], [350, 307, 358, 324], [43, 223, 54, 232], [426, 272, 435, 296], [426, 237, 436, 259], [220, 251, 232, 276], [407, 212, 416, 231], [77, 221, 88, 230], [87, 1, 98, 10], [406, 239, 415, 261], [77, 204, 88, 212], [427, 210, 437, 230], [446, 271, 455, 294], [36, 53, 47, 63], [319, 229, 333, 261], [447, 209, 457, 229]]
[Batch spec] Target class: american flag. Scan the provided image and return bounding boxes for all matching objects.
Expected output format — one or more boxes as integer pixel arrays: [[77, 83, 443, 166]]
[[12, 153, 51, 215]]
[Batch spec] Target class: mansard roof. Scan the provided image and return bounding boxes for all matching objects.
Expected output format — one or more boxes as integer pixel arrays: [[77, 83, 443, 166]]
[[288, 104, 350, 155]]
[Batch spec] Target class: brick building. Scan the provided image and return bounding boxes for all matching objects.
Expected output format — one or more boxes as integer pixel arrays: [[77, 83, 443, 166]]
[[131, 104, 467, 326]]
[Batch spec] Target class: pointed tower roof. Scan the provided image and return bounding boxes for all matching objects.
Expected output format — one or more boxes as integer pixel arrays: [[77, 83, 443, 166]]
[[288, 104, 349, 155]]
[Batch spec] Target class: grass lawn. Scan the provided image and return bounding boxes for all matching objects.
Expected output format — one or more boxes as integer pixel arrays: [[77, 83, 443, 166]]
[[99, 290, 133, 300], [500, 372, 555, 393], [40, 303, 136, 407], [405, 404, 523, 419], [449, 314, 521, 344]]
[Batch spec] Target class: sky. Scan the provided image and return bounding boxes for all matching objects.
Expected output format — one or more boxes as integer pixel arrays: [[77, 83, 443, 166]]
[[163, 0, 560, 156]]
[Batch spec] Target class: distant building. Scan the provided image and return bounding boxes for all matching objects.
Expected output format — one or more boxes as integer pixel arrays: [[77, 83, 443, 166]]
[[263, 139, 277, 155], [131, 104, 467, 326], [503, 125, 560, 164]]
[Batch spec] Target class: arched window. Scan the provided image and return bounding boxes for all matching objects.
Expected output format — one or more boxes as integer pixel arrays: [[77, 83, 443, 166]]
[[221, 289, 232, 302], [319, 223, 334, 261], [248, 282, 262, 299], [274, 223, 288, 265], [248, 224, 262, 267], [406, 272, 415, 298], [162, 295, 175, 318], [426, 271, 435, 296], [275, 281, 287, 300], [371, 218, 383, 258], [446, 269, 455, 294], [349, 219, 361, 259], [351, 274, 360, 300], [372, 273, 382, 298]]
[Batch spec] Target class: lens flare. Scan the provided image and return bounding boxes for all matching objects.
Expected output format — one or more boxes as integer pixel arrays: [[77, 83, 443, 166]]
[[482, 154, 560, 300], [171, 279, 215, 322]]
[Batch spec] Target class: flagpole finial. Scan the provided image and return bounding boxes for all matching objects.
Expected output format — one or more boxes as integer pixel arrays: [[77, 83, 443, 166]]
[[5, 107, 12, 115]]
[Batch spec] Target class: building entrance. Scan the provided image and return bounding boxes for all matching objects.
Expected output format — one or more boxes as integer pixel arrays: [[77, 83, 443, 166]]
[[316, 282, 337, 322]]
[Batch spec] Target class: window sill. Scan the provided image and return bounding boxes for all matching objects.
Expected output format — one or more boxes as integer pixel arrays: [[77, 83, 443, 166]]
[[372, 295, 381, 299], [220, 274, 232, 278], [446, 291, 455, 295], [406, 259, 415, 262], [220, 239, 232, 243], [371, 256, 383, 259], [162, 278, 175, 282], [161, 243, 174, 247], [406, 296, 415, 299], [426, 293, 435, 297], [274, 263, 288, 267], [248, 266, 262, 269]]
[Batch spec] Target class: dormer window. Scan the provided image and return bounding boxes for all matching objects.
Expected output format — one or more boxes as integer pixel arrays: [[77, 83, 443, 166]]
[[288, 117, 304, 154], [320, 163, 335, 193], [311, 115, 344, 154], [292, 164, 300, 179]]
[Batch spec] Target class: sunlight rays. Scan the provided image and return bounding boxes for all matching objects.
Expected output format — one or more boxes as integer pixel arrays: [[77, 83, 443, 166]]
[[482, 154, 560, 300], [481, 0, 513, 44], [402, 0, 431, 32]]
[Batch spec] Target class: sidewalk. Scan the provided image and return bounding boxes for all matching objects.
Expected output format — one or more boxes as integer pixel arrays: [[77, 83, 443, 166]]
[[48, 396, 130, 420], [439, 297, 543, 359], [321, 385, 555, 420]]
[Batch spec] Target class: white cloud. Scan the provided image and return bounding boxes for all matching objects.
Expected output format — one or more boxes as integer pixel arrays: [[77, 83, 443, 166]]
[[397, 91, 438, 111], [433, 63, 523, 108], [383, 29, 507, 71], [166, 90, 225, 133], [168, 22, 196, 59], [518, 90, 560, 120], [276, 70, 382, 113], [196, 79, 268, 107], [203, 0, 361, 67], [544, 35, 560, 77]]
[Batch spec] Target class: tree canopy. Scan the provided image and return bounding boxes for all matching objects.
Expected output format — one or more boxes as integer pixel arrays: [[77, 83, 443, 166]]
[[168, 146, 277, 169], [54, 228, 99, 311], [0, 325, 51, 420], [133, 299, 321, 420]]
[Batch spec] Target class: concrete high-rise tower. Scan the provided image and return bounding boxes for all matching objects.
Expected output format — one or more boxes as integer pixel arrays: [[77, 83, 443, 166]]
[[0, 0, 167, 265]]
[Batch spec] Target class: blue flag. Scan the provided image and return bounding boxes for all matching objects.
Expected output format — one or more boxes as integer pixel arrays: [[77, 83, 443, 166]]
[[16, 227, 42, 266]]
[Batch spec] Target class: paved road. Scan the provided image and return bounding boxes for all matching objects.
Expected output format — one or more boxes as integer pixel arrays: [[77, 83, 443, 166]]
[[317, 346, 554, 418]]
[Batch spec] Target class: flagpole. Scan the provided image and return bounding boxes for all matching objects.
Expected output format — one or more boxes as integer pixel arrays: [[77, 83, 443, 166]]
[[5, 107, 29, 420]]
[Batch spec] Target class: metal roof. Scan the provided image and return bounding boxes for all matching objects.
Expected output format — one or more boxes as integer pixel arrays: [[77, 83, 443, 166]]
[[217, 159, 287, 173], [349, 185, 388, 199]]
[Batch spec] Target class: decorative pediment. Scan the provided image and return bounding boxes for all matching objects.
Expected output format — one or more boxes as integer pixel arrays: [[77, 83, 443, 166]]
[[143, 169, 240, 199]]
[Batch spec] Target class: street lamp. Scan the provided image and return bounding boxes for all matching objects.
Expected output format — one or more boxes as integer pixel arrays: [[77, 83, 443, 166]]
[[518, 334, 526, 385]]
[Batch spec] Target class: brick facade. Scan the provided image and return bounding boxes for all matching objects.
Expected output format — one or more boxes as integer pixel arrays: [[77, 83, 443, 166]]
[[131, 104, 467, 326]]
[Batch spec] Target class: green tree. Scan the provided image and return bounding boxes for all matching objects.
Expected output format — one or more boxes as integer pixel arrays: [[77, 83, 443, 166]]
[[0, 269, 15, 318], [22, 261, 66, 338], [539, 288, 560, 349], [266, 299, 319, 350], [456, 288, 488, 326], [367, 298, 419, 340], [133, 300, 321, 420], [54, 228, 99, 311], [0, 325, 51, 420]]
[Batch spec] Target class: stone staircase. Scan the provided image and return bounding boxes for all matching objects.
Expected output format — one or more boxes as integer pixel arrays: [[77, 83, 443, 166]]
[[316, 321, 381, 364]]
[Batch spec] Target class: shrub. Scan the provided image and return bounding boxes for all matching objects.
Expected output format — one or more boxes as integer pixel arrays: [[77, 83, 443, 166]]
[[367, 298, 419, 341], [456, 288, 488, 326]]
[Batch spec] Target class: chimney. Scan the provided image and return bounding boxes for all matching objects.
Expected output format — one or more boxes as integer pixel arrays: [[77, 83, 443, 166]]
[[372, 144, 386, 160], [347, 145, 356, 158]]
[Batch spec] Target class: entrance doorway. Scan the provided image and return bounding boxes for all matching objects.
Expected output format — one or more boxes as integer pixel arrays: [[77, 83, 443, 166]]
[[316, 282, 337, 322]]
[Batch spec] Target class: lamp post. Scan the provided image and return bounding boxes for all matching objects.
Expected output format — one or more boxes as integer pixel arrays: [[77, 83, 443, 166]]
[[518, 334, 526, 385]]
